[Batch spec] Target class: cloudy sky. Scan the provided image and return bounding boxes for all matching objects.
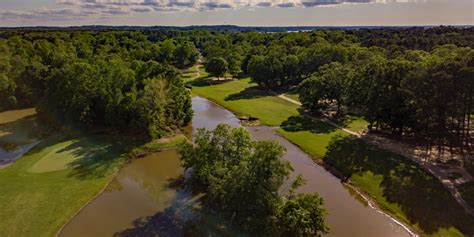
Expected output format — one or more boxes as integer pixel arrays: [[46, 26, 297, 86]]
[[0, 0, 472, 26]]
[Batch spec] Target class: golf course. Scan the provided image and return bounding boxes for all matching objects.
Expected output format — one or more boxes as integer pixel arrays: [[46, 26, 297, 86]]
[[0, 109, 186, 236], [190, 75, 474, 237]]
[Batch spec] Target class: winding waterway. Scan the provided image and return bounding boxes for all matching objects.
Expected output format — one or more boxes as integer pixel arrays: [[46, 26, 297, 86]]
[[59, 96, 412, 236]]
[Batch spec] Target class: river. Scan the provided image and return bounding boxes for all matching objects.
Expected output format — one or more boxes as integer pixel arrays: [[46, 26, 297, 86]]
[[58, 96, 412, 236]]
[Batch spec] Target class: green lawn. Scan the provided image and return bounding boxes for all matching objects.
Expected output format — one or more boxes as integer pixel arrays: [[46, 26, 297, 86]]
[[340, 115, 369, 133], [277, 116, 349, 158], [188, 74, 474, 237], [0, 131, 186, 237], [284, 91, 300, 102], [323, 136, 474, 236], [192, 78, 299, 126], [0, 134, 128, 237]]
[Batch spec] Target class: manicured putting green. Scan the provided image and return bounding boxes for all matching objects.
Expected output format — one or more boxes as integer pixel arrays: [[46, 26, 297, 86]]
[[28, 140, 110, 173]]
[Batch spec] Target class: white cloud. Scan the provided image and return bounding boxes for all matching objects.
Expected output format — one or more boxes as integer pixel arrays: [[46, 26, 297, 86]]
[[0, 0, 420, 23], [56, 0, 420, 10]]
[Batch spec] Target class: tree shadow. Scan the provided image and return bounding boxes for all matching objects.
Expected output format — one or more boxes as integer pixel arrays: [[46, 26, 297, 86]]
[[190, 77, 232, 88], [280, 115, 337, 134], [113, 190, 201, 237], [65, 136, 141, 179], [224, 86, 270, 101], [323, 136, 474, 235]]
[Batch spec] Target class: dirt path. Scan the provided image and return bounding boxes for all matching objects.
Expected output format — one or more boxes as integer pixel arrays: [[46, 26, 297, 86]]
[[276, 93, 474, 217]]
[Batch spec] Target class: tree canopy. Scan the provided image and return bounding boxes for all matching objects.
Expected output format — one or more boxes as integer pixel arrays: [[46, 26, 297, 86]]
[[179, 124, 328, 236]]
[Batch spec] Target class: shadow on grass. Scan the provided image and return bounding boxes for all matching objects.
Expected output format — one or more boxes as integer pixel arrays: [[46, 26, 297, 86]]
[[224, 86, 270, 101], [324, 135, 474, 235], [63, 135, 144, 179], [190, 77, 233, 88], [280, 116, 337, 134]]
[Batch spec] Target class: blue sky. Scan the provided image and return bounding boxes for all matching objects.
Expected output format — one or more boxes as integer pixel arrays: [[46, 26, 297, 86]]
[[0, 0, 472, 26]]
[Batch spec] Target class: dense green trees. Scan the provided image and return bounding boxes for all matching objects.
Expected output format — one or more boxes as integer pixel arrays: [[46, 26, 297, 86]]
[[0, 31, 196, 139], [193, 27, 473, 160], [1, 27, 472, 147], [204, 57, 228, 79], [179, 124, 328, 236], [299, 62, 351, 115]]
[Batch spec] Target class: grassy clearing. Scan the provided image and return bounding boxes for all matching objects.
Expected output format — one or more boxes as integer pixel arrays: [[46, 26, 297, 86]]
[[181, 64, 209, 83], [0, 134, 128, 237], [188, 73, 474, 237], [191, 78, 299, 126], [339, 115, 369, 133]]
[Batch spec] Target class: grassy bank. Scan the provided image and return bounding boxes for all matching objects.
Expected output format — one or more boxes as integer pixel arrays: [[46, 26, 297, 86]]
[[189, 77, 474, 237], [192, 78, 299, 126], [0, 123, 186, 237], [324, 136, 474, 236], [0, 134, 128, 237]]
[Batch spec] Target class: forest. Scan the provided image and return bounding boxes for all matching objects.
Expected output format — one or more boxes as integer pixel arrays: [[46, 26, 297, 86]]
[[0, 31, 198, 138], [0, 26, 473, 236], [2, 27, 473, 146], [193, 26, 474, 164]]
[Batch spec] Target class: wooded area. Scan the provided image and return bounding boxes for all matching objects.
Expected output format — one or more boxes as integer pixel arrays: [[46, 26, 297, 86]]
[[195, 27, 474, 165], [0, 31, 198, 138]]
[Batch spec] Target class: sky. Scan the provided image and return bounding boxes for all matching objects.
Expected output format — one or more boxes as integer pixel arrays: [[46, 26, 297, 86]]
[[0, 0, 472, 27]]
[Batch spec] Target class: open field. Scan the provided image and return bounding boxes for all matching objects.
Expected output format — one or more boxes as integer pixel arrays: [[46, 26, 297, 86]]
[[189, 77, 474, 237]]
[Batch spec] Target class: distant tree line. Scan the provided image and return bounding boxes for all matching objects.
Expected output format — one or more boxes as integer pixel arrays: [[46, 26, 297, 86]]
[[1, 27, 473, 149], [0, 31, 199, 138]]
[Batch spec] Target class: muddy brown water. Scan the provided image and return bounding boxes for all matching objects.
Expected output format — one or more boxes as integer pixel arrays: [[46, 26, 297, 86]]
[[0, 108, 41, 169], [59, 97, 412, 237]]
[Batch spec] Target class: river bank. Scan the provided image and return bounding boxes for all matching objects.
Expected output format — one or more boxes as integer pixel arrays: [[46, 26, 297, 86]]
[[191, 78, 474, 236]]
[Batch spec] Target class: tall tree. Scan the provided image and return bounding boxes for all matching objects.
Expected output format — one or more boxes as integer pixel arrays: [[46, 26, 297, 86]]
[[205, 57, 228, 79]]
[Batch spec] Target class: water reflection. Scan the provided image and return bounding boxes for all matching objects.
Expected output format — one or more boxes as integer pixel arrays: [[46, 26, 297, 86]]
[[60, 97, 411, 237], [60, 150, 197, 237], [0, 108, 41, 168]]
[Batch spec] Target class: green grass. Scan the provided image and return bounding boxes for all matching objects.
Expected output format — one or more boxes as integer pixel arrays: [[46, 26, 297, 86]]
[[323, 136, 474, 236], [340, 116, 369, 133], [192, 78, 299, 126], [0, 134, 129, 237], [0, 132, 186, 237], [181, 64, 209, 83], [188, 72, 474, 236], [277, 116, 349, 158], [284, 91, 300, 102]]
